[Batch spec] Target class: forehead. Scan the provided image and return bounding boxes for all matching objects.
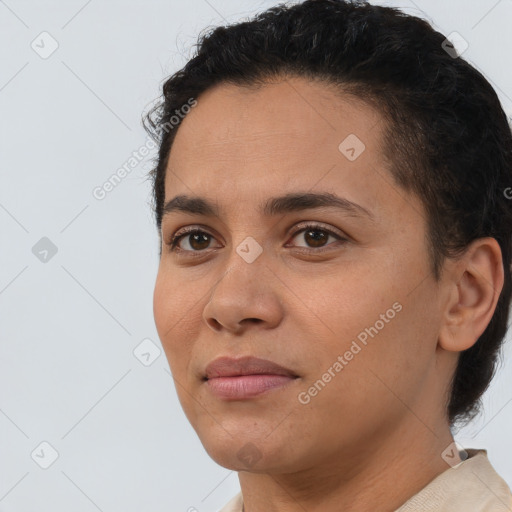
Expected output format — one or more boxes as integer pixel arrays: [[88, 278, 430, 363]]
[[163, 77, 415, 223], [169, 77, 382, 167]]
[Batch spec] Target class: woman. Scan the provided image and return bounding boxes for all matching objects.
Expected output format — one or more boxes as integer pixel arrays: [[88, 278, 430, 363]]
[[144, 1, 512, 510]]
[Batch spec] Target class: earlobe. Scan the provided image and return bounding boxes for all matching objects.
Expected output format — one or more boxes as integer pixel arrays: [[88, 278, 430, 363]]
[[438, 237, 504, 353]]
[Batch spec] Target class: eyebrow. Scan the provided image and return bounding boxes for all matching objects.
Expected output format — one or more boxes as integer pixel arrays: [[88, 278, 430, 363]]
[[162, 192, 375, 222]]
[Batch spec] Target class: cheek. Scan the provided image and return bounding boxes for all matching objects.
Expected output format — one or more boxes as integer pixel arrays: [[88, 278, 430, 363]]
[[294, 260, 429, 386], [153, 266, 198, 330], [327, 287, 439, 421], [289, 264, 393, 342], [153, 272, 172, 340], [153, 270, 196, 366]]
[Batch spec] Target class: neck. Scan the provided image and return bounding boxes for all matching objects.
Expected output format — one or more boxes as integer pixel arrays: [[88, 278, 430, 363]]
[[237, 414, 457, 512]]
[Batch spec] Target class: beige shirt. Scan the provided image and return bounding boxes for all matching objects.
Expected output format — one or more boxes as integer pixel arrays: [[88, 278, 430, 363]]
[[218, 449, 512, 512]]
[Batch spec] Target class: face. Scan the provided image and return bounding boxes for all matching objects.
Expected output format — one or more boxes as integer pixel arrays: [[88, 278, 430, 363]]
[[153, 76, 452, 474]]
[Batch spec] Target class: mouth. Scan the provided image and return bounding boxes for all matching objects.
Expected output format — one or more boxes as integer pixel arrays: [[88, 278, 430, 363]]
[[205, 374, 299, 400], [203, 355, 300, 400], [204, 355, 298, 379]]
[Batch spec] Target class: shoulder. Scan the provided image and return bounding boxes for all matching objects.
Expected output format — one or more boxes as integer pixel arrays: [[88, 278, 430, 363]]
[[396, 449, 512, 511], [217, 491, 243, 512]]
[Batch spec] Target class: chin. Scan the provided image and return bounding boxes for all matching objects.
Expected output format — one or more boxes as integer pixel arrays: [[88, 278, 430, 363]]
[[198, 429, 299, 473]]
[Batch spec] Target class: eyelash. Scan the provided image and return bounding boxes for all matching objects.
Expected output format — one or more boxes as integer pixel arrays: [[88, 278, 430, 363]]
[[165, 223, 348, 256]]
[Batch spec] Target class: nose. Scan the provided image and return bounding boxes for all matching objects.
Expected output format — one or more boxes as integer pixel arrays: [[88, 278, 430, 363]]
[[202, 260, 284, 335]]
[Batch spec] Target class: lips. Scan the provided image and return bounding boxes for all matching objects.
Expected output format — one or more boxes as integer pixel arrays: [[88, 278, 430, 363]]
[[203, 355, 299, 400], [204, 355, 298, 380]]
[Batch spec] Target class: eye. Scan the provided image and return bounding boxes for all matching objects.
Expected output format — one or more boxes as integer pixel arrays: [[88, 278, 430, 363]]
[[286, 222, 347, 252], [165, 222, 348, 256], [167, 227, 220, 254]]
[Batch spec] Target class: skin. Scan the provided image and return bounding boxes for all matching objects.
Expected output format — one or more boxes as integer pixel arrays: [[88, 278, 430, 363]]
[[153, 76, 504, 512]]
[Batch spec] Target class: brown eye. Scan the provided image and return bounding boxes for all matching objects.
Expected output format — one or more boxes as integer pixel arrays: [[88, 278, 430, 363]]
[[166, 222, 347, 256], [288, 223, 346, 250], [301, 228, 330, 247], [168, 229, 217, 252]]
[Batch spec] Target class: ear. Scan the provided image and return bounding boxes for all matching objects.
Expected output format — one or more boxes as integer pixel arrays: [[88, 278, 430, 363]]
[[439, 237, 504, 352]]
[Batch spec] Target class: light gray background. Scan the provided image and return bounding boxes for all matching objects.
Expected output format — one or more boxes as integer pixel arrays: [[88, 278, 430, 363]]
[[1, 1, 511, 511]]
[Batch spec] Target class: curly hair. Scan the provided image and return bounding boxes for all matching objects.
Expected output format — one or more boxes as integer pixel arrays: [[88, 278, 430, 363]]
[[143, 0, 512, 428]]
